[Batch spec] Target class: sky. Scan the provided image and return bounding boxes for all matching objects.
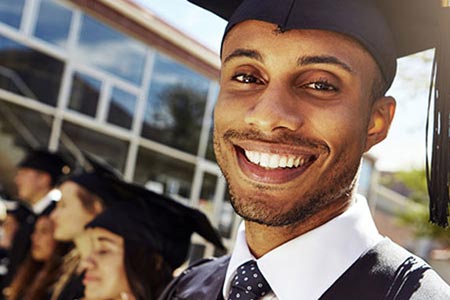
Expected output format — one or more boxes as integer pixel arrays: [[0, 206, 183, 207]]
[[134, 0, 434, 172]]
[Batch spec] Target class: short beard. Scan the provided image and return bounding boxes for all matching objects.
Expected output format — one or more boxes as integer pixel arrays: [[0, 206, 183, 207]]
[[226, 166, 358, 227], [214, 128, 362, 227]]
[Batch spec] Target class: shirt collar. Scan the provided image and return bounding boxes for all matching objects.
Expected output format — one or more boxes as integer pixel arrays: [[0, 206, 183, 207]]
[[223, 194, 382, 300], [32, 191, 55, 215]]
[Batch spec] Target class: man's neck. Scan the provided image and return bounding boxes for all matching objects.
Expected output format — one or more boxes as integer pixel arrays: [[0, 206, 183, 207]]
[[245, 198, 353, 258]]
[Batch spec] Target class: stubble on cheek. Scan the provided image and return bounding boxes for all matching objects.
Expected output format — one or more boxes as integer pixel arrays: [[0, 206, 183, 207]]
[[214, 127, 362, 227]]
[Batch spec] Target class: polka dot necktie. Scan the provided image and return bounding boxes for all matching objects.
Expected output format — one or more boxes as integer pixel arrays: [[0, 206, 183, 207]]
[[228, 260, 272, 300]]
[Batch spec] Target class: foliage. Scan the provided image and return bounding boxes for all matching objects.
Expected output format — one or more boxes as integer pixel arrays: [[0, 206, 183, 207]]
[[398, 201, 449, 247], [381, 168, 449, 246]]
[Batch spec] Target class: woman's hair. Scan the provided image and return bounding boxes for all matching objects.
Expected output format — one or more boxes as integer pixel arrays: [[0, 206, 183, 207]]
[[6, 242, 71, 300], [49, 248, 80, 300], [123, 241, 173, 300], [50, 182, 104, 300], [74, 183, 104, 214]]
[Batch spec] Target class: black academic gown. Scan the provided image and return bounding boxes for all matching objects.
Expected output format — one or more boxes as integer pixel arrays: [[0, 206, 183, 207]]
[[55, 272, 85, 300], [158, 239, 450, 300], [0, 201, 56, 297]]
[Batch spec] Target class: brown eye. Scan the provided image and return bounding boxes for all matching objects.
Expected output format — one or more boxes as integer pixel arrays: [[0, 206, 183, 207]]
[[232, 73, 263, 84], [303, 80, 338, 92]]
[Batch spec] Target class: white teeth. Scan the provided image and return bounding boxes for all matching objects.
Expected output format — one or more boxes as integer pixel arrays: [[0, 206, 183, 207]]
[[294, 157, 300, 167], [244, 150, 310, 169], [287, 156, 294, 168], [279, 156, 287, 168], [269, 154, 280, 168], [260, 153, 270, 168]]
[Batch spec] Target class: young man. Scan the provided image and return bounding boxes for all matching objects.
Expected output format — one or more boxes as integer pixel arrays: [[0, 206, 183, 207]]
[[0, 149, 70, 295], [159, 0, 449, 299]]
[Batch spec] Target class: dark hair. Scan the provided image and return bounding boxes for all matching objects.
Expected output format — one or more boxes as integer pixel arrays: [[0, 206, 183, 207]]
[[370, 69, 388, 103], [74, 183, 104, 214], [123, 241, 173, 300], [6, 242, 71, 300]]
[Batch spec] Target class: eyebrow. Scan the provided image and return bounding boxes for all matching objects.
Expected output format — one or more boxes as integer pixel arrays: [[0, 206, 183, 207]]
[[298, 55, 353, 73], [97, 236, 117, 245], [223, 48, 263, 65], [223, 49, 354, 74]]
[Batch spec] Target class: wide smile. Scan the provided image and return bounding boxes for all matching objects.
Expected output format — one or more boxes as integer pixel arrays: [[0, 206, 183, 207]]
[[235, 145, 318, 184]]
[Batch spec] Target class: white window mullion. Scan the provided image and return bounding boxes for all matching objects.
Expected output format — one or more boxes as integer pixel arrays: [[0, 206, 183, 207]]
[[21, 0, 40, 37], [124, 48, 156, 181]]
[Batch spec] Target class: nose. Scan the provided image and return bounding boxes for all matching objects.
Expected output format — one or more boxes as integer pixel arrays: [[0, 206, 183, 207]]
[[244, 82, 303, 133], [80, 255, 96, 271]]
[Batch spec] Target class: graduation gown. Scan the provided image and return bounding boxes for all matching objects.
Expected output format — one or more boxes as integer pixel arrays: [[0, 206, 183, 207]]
[[158, 239, 449, 300], [54, 272, 85, 300]]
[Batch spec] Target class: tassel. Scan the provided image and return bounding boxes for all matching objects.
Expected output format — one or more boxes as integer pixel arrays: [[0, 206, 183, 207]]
[[427, 6, 450, 227]]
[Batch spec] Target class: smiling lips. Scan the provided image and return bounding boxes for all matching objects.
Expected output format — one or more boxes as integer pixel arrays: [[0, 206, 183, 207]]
[[244, 149, 313, 169], [236, 145, 318, 184]]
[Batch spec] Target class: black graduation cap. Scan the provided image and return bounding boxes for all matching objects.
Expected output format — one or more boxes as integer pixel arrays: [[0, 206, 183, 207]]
[[59, 151, 123, 207], [187, 0, 449, 227], [85, 179, 225, 269], [18, 149, 71, 184]]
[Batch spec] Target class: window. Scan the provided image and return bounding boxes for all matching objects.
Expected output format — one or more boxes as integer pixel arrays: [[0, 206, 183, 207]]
[[59, 121, 128, 173], [142, 53, 210, 154], [75, 14, 146, 85], [134, 147, 195, 202], [34, 0, 73, 48], [107, 87, 137, 130], [0, 36, 64, 106], [0, 100, 52, 149], [0, 0, 25, 29], [68, 72, 101, 117]]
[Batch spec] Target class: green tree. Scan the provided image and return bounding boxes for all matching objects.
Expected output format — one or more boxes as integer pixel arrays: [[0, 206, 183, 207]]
[[388, 168, 449, 246]]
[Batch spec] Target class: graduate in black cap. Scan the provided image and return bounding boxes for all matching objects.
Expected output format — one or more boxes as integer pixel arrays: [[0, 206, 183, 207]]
[[6, 203, 71, 300], [159, 0, 450, 299], [81, 180, 224, 300], [49, 153, 123, 300], [0, 149, 70, 295]]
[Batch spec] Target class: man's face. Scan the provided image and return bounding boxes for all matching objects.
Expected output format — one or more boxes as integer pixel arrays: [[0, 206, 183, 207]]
[[14, 168, 50, 203], [214, 20, 392, 227]]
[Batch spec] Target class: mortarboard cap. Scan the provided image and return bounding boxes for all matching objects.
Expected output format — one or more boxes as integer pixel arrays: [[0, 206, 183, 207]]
[[187, 0, 449, 226], [18, 149, 71, 184], [86, 179, 225, 269], [60, 151, 123, 207]]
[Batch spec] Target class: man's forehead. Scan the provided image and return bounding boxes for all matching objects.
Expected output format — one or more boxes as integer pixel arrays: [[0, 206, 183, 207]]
[[222, 21, 376, 74]]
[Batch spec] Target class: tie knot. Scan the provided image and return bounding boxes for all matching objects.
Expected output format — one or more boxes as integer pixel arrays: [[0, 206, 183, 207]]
[[228, 260, 271, 300]]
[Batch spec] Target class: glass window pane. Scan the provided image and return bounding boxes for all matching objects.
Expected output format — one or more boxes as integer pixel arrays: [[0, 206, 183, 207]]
[[0, 36, 64, 106], [59, 121, 128, 173], [0, 100, 52, 149], [34, 0, 72, 48], [68, 72, 101, 117], [218, 191, 236, 239], [75, 14, 146, 85], [0, 0, 25, 29], [205, 123, 216, 162], [0, 101, 54, 197], [107, 87, 136, 129], [134, 147, 194, 202], [142, 53, 209, 154], [199, 173, 217, 219]]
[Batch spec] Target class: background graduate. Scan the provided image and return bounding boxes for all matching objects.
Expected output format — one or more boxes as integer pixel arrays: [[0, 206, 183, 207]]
[[81, 179, 225, 300]]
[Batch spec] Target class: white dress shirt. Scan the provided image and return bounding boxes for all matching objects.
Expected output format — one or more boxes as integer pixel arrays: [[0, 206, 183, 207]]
[[32, 191, 55, 215], [223, 194, 383, 300]]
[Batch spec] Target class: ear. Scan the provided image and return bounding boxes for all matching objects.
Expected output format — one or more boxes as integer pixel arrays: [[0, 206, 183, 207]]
[[365, 96, 396, 152], [92, 200, 104, 215], [39, 172, 53, 188]]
